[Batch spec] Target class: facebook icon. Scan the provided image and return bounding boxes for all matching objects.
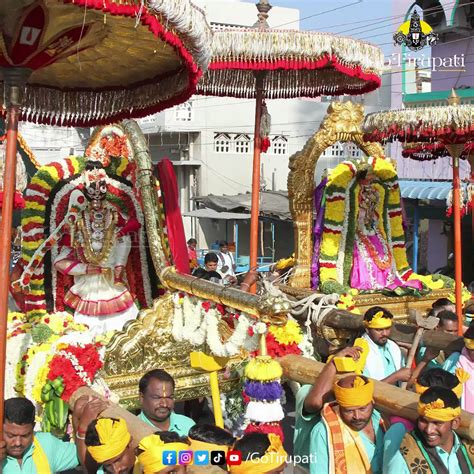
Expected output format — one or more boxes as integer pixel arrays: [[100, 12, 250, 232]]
[[162, 451, 177, 465]]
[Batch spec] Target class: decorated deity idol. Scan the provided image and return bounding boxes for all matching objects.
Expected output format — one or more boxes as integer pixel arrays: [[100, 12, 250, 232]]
[[53, 161, 140, 333], [351, 171, 397, 290], [315, 157, 427, 294]]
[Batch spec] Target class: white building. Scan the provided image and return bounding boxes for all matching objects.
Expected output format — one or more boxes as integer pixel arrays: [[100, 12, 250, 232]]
[[139, 0, 392, 255]]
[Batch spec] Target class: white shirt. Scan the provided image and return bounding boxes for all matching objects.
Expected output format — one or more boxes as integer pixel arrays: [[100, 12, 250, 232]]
[[217, 251, 235, 277]]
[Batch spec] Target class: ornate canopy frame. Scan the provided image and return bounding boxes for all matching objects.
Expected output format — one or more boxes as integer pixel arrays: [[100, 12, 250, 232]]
[[287, 101, 385, 288]]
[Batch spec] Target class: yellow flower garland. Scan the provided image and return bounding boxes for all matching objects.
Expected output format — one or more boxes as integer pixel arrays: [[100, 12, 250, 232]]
[[268, 320, 303, 345], [319, 157, 413, 287]]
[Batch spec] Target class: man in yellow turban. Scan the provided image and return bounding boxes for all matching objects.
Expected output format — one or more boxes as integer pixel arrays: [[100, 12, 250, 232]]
[[84, 417, 138, 474], [361, 306, 412, 385], [309, 372, 385, 474], [137, 433, 190, 474], [383, 386, 474, 473], [442, 324, 474, 413]]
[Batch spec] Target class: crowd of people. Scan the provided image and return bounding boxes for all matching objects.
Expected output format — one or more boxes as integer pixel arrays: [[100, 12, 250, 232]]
[[293, 299, 474, 473], [2, 299, 474, 473]]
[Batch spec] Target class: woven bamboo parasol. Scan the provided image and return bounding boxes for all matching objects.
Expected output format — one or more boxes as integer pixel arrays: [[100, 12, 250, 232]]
[[363, 90, 474, 334], [0, 0, 212, 430], [196, 0, 385, 292]]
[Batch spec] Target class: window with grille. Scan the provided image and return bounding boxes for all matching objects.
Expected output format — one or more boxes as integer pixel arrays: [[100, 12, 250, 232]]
[[271, 135, 288, 155], [214, 133, 231, 153], [234, 134, 251, 153], [175, 101, 193, 121]]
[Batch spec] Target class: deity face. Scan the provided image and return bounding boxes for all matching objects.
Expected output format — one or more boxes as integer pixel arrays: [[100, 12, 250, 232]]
[[85, 179, 108, 204], [358, 181, 379, 230]]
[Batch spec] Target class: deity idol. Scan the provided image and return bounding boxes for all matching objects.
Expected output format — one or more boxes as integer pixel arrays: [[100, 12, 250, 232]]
[[351, 172, 397, 290], [315, 157, 423, 294], [54, 162, 139, 334]]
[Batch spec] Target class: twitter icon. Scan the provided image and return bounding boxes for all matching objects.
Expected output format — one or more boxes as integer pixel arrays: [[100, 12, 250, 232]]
[[194, 450, 209, 466]]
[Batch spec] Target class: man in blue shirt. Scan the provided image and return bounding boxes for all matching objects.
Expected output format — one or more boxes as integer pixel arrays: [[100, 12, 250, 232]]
[[0, 397, 79, 473], [361, 306, 412, 385], [138, 369, 195, 436], [383, 387, 474, 473]]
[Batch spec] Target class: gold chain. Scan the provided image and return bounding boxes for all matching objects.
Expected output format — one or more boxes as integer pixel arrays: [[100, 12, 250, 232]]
[[77, 209, 118, 266]]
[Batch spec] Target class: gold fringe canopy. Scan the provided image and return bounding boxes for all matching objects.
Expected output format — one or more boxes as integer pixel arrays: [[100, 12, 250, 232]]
[[197, 29, 385, 98], [0, 0, 213, 126], [363, 105, 474, 144]]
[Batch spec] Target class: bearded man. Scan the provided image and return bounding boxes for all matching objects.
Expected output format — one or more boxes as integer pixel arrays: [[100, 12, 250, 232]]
[[309, 373, 385, 473]]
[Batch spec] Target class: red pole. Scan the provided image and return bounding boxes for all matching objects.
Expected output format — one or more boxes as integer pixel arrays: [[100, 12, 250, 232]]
[[452, 154, 463, 335], [0, 103, 19, 433], [249, 73, 265, 294]]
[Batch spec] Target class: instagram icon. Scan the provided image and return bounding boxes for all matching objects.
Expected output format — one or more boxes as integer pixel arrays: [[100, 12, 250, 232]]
[[178, 450, 193, 465]]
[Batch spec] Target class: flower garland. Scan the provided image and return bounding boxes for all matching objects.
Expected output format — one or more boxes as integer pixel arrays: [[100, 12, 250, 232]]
[[171, 293, 259, 358], [318, 157, 414, 289], [242, 354, 285, 441], [20, 148, 150, 316], [6, 311, 110, 432]]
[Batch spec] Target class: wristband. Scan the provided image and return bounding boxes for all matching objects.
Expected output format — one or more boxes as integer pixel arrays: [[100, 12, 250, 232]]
[[76, 432, 86, 440]]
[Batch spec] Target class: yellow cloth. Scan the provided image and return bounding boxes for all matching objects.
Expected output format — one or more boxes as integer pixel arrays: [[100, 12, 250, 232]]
[[333, 376, 374, 408], [364, 311, 392, 329], [229, 434, 287, 474], [138, 434, 190, 474], [87, 418, 131, 464], [322, 404, 373, 474], [415, 368, 470, 399], [32, 436, 51, 474], [464, 338, 474, 350], [418, 398, 461, 421]]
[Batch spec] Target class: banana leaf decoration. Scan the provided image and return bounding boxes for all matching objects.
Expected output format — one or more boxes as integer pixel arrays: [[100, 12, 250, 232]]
[[41, 377, 69, 433]]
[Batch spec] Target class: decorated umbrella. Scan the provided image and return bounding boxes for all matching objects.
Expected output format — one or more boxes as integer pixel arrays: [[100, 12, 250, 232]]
[[197, 0, 384, 292], [0, 0, 212, 429], [363, 91, 474, 334]]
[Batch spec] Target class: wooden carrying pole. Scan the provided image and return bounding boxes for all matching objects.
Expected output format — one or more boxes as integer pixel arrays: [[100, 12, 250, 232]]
[[69, 387, 155, 447], [279, 354, 474, 440], [446, 145, 465, 334], [0, 97, 19, 436], [249, 73, 265, 294]]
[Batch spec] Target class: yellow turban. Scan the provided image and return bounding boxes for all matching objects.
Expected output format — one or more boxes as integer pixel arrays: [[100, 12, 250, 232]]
[[333, 376, 374, 408], [137, 434, 190, 474], [464, 338, 474, 350], [364, 311, 392, 329], [87, 418, 131, 464], [229, 434, 287, 474], [415, 368, 470, 399], [418, 398, 461, 422]]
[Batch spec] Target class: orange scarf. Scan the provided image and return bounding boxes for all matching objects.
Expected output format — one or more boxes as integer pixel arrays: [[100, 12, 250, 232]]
[[321, 403, 373, 474]]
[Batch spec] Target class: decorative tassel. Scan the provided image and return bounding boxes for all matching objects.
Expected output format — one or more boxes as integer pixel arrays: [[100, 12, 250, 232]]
[[260, 102, 271, 154], [245, 401, 285, 422], [243, 381, 283, 401], [245, 421, 284, 441], [244, 356, 282, 381], [242, 331, 285, 441]]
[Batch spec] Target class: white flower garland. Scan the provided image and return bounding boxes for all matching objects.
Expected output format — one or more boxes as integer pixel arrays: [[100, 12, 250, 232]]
[[245, 400, 285, 423], [172, 294, 261, 358]]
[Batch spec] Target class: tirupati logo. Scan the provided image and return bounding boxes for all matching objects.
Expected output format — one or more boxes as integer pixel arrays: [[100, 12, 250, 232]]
[[393, 10, 438, 51]]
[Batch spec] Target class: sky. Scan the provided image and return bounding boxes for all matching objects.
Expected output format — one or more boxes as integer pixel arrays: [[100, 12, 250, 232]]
[[268, 0, 397, 54]]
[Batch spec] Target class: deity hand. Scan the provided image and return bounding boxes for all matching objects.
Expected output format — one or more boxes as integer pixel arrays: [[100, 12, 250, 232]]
[[114, 265, 125, 286]]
